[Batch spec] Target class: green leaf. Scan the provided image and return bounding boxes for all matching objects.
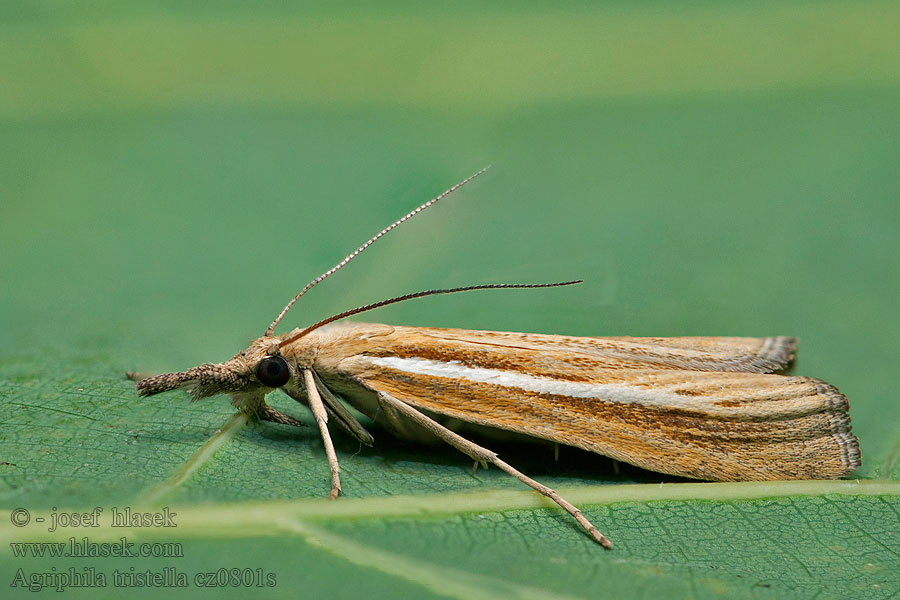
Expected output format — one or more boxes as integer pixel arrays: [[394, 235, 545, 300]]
[[3, 368, 900, 598], [2, 2, 900, 599]]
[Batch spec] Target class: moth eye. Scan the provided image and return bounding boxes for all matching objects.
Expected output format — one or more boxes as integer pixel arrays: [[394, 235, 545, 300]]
[[255, 356, 290, 388]]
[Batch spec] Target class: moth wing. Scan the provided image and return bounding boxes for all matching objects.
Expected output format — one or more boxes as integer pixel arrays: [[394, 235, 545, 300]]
[[408, 327, 797, 373], [348, 363, 859, 481], [310, 323, 858, 481]]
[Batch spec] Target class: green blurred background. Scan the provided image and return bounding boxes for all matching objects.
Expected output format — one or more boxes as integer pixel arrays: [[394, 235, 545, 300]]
[[2, 1, 899, 598]]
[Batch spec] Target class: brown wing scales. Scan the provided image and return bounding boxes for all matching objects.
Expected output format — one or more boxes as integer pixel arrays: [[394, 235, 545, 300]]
[[308, 322, 859, 481]]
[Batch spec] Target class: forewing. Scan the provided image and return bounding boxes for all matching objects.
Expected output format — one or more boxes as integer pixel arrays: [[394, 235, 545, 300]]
[[408, 327, 798, 373], [313, 324, 858, 481]]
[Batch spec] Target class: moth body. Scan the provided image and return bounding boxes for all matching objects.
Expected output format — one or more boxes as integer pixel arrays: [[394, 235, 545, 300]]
[[288, 322, 860, 482], [137, 321, 860, 483]]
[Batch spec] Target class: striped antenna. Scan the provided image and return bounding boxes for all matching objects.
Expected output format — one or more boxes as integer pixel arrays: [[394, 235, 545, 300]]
[[277, 281, 583, 348], [265, 166, 492, 336]]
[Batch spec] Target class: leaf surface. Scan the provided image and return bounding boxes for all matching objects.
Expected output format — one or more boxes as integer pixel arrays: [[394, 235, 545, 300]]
[[2, 2, 900, 598]]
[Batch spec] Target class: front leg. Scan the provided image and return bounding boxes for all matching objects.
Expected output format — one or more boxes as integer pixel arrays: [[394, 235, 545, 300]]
[[303, 369, 342, 500], [258, 404, 304, 427]]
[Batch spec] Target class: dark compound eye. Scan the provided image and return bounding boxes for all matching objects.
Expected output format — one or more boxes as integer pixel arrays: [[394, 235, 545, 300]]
[[255, 355, 290, 388]]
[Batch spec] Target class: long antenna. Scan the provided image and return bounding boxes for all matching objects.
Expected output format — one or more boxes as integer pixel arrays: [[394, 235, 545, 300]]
[[277, 280, 583, 349], [265, 166, 492, 336]]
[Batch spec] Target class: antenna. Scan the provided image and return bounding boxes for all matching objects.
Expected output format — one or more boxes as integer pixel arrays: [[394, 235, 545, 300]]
[[265, 166, 492, 336], [277, 280, 583, 348]]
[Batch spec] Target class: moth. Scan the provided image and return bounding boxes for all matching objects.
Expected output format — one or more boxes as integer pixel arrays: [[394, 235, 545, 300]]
[[134, 168, 860, 549]]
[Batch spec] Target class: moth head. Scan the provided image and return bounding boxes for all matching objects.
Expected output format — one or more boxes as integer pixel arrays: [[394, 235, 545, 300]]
[[134, 337, 296, 411]]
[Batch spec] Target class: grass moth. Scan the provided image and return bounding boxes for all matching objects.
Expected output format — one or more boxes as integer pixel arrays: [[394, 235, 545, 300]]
[[133, 168, 860, 548]]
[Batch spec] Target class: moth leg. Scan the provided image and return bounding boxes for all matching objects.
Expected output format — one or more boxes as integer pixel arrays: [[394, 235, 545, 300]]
[[375, 391, 612, 549], [258, 404, 304, 427], [282, 384, 373, 446], [374, 392, 491, 471], [311, 371, 375, 447], [303, 369, 342, 500]]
